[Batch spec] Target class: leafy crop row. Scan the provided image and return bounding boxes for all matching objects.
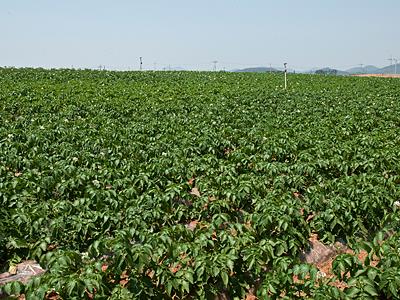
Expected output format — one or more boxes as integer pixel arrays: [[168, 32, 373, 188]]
[[1, 68, 400, 299]]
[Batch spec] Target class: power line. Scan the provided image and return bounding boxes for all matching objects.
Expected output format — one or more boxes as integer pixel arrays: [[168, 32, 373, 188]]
[[70, 59, 397, 73]]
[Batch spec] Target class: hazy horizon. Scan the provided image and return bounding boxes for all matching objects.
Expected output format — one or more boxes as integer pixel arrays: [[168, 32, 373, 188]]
[[1, 0, 399, 71]]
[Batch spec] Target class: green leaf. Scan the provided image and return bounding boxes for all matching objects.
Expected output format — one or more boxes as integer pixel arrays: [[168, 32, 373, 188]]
[[184, 271, 194, 284], [345, 287, 359, 297], [181, 280, 190, 294], [364, 284, 378, 297], [196, 266, 205, 278], [166, 281, 173, 296], [367, 268, 378, 281], [221, 272, 229, 286]]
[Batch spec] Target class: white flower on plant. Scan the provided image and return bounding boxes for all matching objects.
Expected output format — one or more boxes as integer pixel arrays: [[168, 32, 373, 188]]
[[394, 201, 400, 208], [317, 271, 326, 278]]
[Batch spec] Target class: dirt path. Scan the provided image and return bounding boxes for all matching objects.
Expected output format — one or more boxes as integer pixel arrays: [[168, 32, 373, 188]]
[[353, 74, 400, 78]]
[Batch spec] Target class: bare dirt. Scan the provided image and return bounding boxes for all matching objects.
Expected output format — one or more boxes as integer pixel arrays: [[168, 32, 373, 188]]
[[353, 74, 400, 78], [0, 261, 45, 286]]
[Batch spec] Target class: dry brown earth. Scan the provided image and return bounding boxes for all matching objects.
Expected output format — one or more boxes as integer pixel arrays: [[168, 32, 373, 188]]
[[353, 74, 400, 78]]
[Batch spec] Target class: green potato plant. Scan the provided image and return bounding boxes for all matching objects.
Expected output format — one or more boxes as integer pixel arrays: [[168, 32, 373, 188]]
[[1, 68, 400, 298]]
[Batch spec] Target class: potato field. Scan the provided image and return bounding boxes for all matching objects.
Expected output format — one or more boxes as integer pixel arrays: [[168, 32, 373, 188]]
[[1, 68, 400, 299]]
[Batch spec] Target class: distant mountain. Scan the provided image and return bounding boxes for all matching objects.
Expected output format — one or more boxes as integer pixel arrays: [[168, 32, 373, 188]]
[[377, 64, 400, 75], [344, 64, 400, 75], [307, 67, 349, 76], [346, 65, 380, 74], [301, 68, 320, 74], [233, 67, 278, 73], [160, 66, 186, 71], [231, 64, 400, 76], [334, 69, 349, 76]]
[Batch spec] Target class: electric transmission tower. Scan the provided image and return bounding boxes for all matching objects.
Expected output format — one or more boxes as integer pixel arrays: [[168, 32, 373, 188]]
[[359, 64, 364, 74], [212, 61, 218, 71], [388, 56, 394, 66], [139, 57, 143, 71]]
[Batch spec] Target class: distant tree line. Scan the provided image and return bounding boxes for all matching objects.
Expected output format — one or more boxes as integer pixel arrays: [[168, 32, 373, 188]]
[[315, 68, 338, 75]]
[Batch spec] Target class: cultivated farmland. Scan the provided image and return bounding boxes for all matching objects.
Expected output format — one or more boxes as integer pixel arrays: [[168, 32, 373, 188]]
[[1, 68, 400, 299]]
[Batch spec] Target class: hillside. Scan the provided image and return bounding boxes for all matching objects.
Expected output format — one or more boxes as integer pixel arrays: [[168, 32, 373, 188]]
[[314, 67, 349, 76], [346, 65, 380, 74], [233, 64, 400, 76], [377, 64, 400, 75], [233, 67, 278, 73]]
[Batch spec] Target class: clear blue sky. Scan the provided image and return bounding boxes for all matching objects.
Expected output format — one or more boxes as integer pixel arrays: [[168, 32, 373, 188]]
[[1, 0, 399, 71]]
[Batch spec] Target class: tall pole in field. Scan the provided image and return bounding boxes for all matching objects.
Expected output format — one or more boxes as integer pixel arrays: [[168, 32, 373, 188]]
[[388, 56, 393, 74], [284, 63, 288, 89], [270, 63, 272, 73], [139, 57, 143, 71], [212, 61, 218, 71], [394, 58, 398, 74]]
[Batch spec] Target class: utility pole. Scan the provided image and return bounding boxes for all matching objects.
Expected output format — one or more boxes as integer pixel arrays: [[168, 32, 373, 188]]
[[388, 56, 394, 67], [270, 63, 272, 73], [212, 60, 218, 71], [394, 58, 398, 74], [139, 57, 143, 71], [284, 63, 288, 89], [359, 63, 364, 74]]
